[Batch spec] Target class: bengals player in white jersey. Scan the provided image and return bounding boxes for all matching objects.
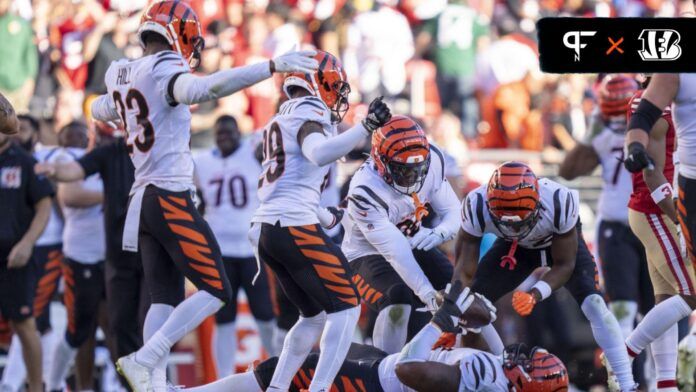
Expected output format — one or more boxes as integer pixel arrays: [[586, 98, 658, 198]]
[[193, 115, 274, 377], [341, 115, 460, 353], [250, 51, 391, 391], [455, 162, 638, 391], [87, 1, 319, 390]]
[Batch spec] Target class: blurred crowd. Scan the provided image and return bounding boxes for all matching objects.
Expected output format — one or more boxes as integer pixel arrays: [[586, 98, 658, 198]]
[[3, 0, 695, 161]]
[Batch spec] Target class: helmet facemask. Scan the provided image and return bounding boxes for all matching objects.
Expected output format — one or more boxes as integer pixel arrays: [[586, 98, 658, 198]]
[[386, 154, 430, 195], [488, 199, 540, 240]]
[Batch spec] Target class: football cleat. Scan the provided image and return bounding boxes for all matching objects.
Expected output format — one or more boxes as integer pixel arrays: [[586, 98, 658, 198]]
[[678, 332, 696, 391], [116, 353, 153, 392]]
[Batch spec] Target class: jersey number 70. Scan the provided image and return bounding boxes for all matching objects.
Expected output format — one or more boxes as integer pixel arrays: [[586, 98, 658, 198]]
[[112, 89, 155, 154]]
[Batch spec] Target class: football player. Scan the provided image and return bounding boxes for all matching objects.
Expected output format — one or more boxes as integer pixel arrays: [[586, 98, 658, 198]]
[[454, 161, 637, 391], [341, 115, 460, 353], [44, 122, 107, 392], [88, 1, 319, 389], [175, 282, 568, 392], [193, 115, 274, 377], [1, 115, 63, 391], [250, 50, 391, 391], [559, 75, 653, 340], [614, 77, 696, 392], [624, 72, 696, 389]]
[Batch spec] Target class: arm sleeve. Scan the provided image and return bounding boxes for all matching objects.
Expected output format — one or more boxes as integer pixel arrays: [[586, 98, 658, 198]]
[[429, 179, 461, 240], [90, 94, 120, 122], [301, 122, 369, 167], [348, 188, 436, 299], [170, 62, 272, 105], [77, 143, 110, 177], [460, 190, 486, 237], [397, 323, 442, 363]]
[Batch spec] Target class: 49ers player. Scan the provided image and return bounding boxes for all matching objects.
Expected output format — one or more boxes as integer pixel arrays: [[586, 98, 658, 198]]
[[87, 1, 319, 390], [250, 51, 391, 391], [559, 75, 653, 343], [341, 115, 460, 353], [171, 281, 568, 392], [454, 162, 637, 391]]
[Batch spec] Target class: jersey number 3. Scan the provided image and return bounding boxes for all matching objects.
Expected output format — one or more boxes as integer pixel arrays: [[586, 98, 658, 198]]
[[258, 122, 285, 188], [113, 90, 155, 153]]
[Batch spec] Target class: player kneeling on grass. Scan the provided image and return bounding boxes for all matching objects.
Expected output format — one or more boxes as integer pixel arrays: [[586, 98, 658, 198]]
[[454, 161, 638, 391], [174, 281, 568, 392]]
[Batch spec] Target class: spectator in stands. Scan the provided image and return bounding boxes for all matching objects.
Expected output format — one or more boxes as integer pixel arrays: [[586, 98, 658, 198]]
[[416, 0, 489, 138], [0, 0, 38, 113]]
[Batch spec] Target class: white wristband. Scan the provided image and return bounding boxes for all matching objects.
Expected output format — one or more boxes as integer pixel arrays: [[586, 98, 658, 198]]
[[650, 183, 674, 205], [532, 281, 552, 301]]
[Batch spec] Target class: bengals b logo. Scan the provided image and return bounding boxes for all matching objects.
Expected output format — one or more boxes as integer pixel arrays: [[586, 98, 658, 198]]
[[638, 29, 682, 61]]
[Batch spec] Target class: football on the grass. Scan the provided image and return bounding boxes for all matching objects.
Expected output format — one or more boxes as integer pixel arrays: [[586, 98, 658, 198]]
[[459, 295, 493, 329]]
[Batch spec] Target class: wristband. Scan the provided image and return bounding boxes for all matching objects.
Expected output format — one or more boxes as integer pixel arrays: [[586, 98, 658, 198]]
[[531, 281, 552, 301], [650, 183, 674, 205]]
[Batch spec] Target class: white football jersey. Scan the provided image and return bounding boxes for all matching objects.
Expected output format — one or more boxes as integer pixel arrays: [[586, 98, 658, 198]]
[[673, 74, 696, 179], [378, 347, 508, 392], [58, 148, 105, 264], [34, 146, 64, 246], [194, 139, 260, 258], [462, 178, 579, 249], [103, 50, 194, 192], [342, 145, 449, 261], [590, 127, 632, 223], [320, 163, 341, 237], [252, 96, 336, 226]]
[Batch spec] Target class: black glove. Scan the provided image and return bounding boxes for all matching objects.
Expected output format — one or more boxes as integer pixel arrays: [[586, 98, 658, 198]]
[[362, 96, 391, 132], [624, 142, 654, 173], [325, 206, 344, 230], [431, 280, 472, 333]]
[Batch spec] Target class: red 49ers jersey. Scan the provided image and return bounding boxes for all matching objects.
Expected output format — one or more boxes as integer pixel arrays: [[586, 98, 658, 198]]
[[628, 90, 676, 214]]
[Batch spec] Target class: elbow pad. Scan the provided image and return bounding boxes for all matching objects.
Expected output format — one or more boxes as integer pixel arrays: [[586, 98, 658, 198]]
[[627, 99, 663, 134]]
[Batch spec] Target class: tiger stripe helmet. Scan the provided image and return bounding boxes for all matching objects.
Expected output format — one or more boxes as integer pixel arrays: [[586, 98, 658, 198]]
[[138, 1, 205, 68], [283, 51, 350, 122], [598, 74, 639, 127], [504, 344, 569, 392], [371, 115, 430, 195], [486, 162, 540, 240]]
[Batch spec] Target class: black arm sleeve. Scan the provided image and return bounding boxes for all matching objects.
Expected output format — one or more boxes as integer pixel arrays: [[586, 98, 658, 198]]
[[627, 98, 663, 134], [77, 142, 112, 177]]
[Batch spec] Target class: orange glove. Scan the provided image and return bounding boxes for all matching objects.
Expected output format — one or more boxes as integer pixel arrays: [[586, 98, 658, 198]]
[[432, 332, 457, 350], [512, 291, 536, 316]]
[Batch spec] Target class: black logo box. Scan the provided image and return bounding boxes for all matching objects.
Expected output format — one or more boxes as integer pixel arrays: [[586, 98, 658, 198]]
[[538, 17, 696, 73]]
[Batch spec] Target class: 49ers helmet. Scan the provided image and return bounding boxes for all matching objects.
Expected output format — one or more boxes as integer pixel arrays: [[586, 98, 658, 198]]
[[283, 51, 350, 122], [503, 344, 569, 392], [138, 1, 205, 68], [486, 162, 541, 240], [371, 115, 430, 195]]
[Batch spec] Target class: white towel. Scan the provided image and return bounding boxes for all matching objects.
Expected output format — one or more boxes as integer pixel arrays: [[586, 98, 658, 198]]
[[122, 187, 145, 252]]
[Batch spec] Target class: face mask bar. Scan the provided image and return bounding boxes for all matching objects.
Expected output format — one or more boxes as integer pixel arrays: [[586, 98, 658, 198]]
[[489, 207, 539, 240], [387, 157, 430, 194]]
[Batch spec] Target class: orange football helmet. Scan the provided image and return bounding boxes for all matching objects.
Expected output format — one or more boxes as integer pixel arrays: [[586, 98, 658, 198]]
[[283, 51, 350, 122], [486, 162, 540, 240], [598, 74, 638, 127], [138, 1, 205, 68], [503, 344, 569, 392], [371, 115, 430, 194]]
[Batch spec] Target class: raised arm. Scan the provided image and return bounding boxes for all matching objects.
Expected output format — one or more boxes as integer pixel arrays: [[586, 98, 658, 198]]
[[558, 143, 600, 180]]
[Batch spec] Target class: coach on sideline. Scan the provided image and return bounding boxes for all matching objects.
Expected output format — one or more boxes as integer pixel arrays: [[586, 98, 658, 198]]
[[0, 93, 52, 392], [35, 121, 148, 362]]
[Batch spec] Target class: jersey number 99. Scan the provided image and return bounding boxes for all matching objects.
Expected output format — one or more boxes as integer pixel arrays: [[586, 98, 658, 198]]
[[258, 122, 285, 188]]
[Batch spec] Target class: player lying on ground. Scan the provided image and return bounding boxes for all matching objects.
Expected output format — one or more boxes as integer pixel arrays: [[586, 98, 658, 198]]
[[177, 281, 568, 392]]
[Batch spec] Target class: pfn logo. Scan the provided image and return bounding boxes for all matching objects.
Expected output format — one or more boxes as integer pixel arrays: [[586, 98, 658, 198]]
[[563, 31, 596, 61], [638, 29, 682, 61]]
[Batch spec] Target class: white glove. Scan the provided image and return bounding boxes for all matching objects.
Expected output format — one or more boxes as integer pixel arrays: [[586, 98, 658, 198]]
[[409, 227, 447, 251], [474, 293, 497, 323], [271, 49, 318, 74], [417, 290, 441, 314]]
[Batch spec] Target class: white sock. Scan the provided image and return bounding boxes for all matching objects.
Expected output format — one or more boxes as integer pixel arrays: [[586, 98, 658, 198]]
[[373, 305, 411, 354], [309, 306, 360, 392], [609, 301, 638, 339], [627, 296, 691, 356], [643, 345, 657, 392], [256, 320, 275, 357], [269, 312, 326, 390], [1, 335, 26, 391], [137, 291, 223, 368], [47, 339, 77, 390], [481, 324, 505, 355], [581, 294, 635, 390], [272, 326, 288, 357], [143, 303, 174, 374], [184, 371, 262, 392], [214, 322, 237, 378], [651, 324, 678, 391]]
